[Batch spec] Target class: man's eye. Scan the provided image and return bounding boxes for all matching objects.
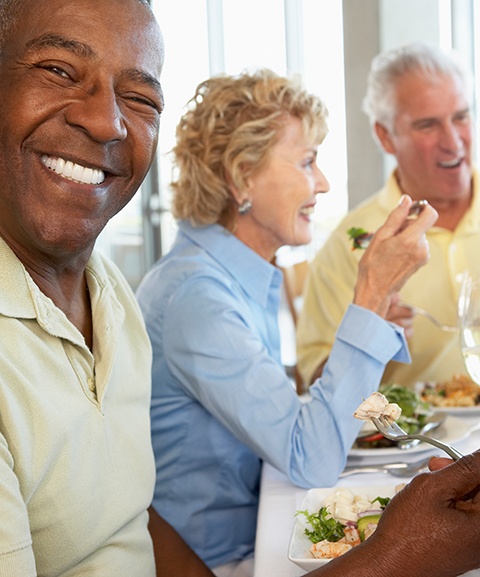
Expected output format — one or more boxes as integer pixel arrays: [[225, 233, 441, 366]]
[[455, 112, 471, 124], [39, 64, 71, 79], [416, 121, 434, 130], [130, 96, 154, 107], [126, 94, 161, 113]]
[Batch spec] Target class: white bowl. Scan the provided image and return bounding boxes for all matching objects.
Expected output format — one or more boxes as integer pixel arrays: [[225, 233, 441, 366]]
[[288, 485, 397, 571]]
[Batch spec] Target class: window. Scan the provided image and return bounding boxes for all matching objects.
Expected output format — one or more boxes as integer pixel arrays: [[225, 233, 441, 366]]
[[97, 1, 474, 288], [150, 0, 347, 269]]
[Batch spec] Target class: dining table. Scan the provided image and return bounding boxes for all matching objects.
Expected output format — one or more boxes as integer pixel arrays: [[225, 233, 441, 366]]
[[253, 413, 480, 577]]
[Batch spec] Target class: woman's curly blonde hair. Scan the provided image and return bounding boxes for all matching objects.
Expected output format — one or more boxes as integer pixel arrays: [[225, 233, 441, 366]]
[[171, 68, 328, 230]]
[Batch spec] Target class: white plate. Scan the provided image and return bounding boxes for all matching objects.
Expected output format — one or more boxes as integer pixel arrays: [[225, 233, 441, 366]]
[[433, 405, 480, 416], [348, 415, 471, 461], [288, 485, 397, 571]]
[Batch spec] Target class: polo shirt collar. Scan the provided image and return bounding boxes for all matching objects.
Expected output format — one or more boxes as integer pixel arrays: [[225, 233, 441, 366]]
[[0, 237, 37, 319], [0, 237, 85, 345], [457, 168, 480, 233], [378, 168, 480, 234], [0, 236, 123, 348]]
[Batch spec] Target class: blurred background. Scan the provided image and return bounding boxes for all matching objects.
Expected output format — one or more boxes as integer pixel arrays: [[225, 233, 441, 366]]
[[96, 0, 480, 289]]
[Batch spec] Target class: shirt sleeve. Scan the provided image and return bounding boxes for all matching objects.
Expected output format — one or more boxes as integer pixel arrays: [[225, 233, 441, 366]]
[[0, 434, 36, 576], [163, 274, 410, 488], [296, 225, 362, 385]]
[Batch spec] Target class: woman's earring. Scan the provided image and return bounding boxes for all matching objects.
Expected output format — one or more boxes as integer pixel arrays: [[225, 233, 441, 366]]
[[238, 199, 252, 215]]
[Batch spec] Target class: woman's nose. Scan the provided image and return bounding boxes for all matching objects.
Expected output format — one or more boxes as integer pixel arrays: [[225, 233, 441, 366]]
[[314, 165, 330, 195]]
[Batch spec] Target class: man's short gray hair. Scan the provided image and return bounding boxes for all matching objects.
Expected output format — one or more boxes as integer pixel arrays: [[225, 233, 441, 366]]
[[363, 42, 473, 133]]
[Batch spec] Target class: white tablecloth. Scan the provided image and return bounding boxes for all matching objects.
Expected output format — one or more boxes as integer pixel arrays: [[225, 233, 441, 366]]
[[253, 418, 480, 577]]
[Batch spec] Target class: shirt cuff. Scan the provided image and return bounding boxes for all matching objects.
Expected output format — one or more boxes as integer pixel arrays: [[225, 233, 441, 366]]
[[336, 304, 411, 364]]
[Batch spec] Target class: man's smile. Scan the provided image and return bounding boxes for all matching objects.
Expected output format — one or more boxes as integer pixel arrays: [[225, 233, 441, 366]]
[[41, 154, 106, 185], [437, 156, 463, 169]]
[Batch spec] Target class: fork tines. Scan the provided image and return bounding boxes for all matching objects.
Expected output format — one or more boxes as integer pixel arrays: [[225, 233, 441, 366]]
[[373, 415, 394, 429]]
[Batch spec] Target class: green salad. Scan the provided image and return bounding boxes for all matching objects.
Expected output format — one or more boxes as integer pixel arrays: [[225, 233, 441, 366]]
[[298, 507, 346, 544], [295, 489, 393, 560], [346, 227, 373, 250]]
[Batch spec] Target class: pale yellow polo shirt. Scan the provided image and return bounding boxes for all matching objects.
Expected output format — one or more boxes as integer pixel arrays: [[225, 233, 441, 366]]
[[0, 238, 155, 576], [297, 170, 480, 389]]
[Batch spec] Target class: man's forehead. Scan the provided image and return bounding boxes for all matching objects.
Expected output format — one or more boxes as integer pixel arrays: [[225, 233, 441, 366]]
[[12, 0, 164, 76], [14, 0, 161, 50]]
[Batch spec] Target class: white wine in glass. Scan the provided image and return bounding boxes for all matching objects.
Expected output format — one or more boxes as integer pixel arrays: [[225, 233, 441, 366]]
[[459, 273, 480, 385]]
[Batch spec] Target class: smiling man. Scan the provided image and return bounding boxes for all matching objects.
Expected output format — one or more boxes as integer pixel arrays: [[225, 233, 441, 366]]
[[297, 42, 480, 390], [0, 0, 168, 575]]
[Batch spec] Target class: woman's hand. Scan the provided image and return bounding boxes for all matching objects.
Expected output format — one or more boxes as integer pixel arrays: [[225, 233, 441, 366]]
[[353, 195, 438, 318]]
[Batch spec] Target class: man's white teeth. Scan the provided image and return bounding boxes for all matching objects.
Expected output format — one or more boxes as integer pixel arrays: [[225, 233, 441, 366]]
[[41, 155, 105, 184], [439, 158, 462, 168], [300, 206, 315, 216]]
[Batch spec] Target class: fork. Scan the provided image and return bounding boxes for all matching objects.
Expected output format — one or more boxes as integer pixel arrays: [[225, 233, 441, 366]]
[[395, 412, 445, 450], [400, 303, 458, 333], [371, 416, 464, 460]]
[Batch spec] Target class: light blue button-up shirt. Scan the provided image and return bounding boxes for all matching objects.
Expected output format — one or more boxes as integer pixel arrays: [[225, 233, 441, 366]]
[[136, 220, 410, 568]]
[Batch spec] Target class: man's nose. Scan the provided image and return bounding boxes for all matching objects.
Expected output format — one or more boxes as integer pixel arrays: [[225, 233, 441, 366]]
[[64, 86, 128, 143], [439, 121, 464, 152]]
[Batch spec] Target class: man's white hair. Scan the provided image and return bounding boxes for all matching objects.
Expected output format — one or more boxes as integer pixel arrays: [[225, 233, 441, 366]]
[[363, 42, 473, 134]]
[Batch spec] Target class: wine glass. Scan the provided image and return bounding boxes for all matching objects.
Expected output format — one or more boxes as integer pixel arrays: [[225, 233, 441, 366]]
[[458, 272, 480, 385]]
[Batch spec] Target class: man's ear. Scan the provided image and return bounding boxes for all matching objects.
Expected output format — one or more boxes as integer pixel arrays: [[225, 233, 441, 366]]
[[374, 122, 396, 154]]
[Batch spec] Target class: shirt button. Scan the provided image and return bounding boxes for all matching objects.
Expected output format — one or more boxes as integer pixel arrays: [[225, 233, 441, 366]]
[[87, 377, 96, 394]]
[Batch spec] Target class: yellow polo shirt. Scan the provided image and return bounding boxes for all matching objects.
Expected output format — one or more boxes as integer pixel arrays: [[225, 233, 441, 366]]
[[297, 170, 480, 389], [0, 238, 155, 576]]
